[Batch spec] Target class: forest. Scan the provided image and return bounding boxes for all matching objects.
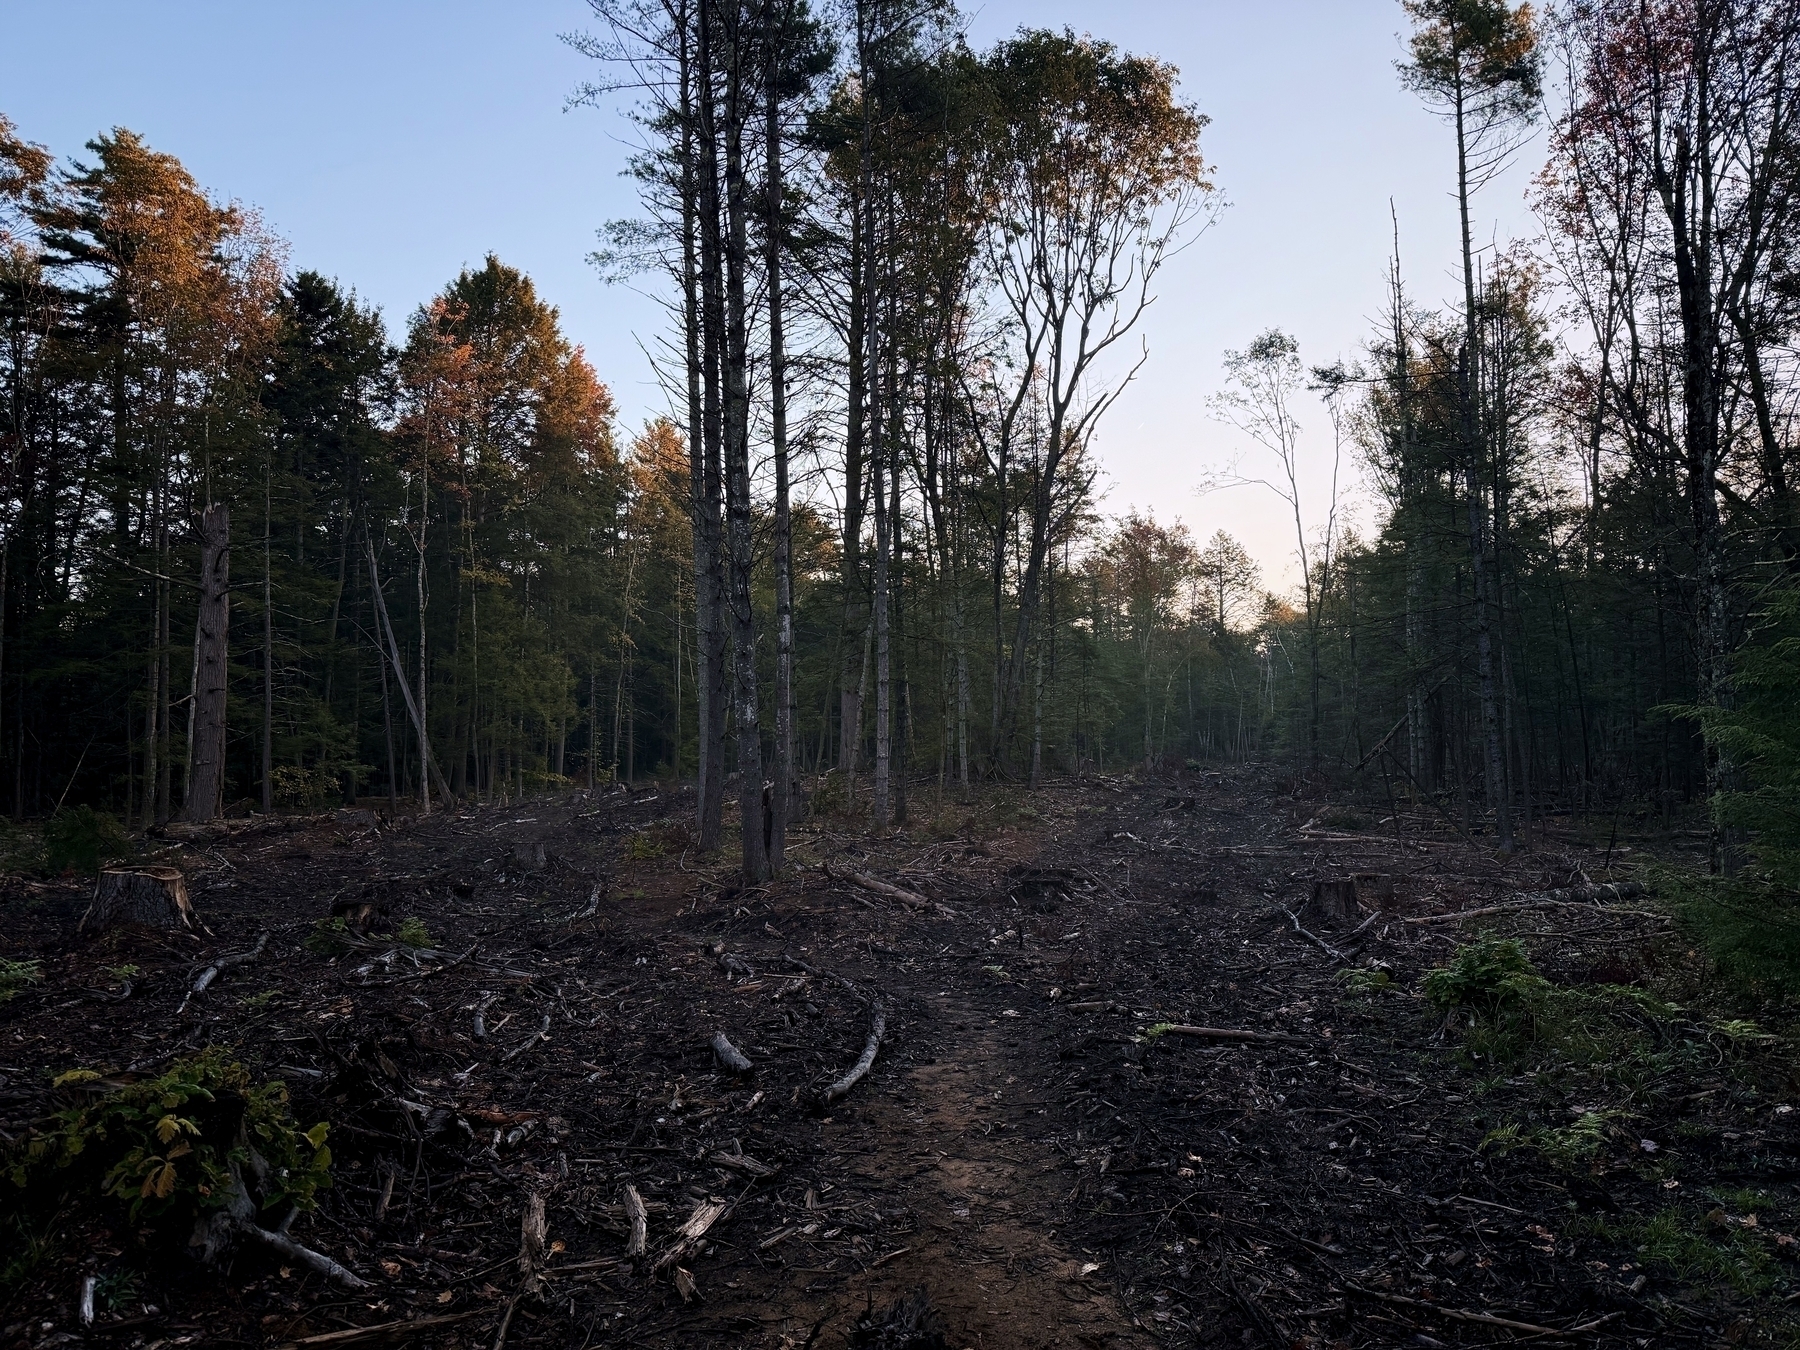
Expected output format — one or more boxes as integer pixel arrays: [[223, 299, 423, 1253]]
[[7, 2, 1800, 1348], [3, 0, 1798, 891]]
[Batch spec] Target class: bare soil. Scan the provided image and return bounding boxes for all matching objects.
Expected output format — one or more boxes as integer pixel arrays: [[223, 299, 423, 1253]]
[[3, 769, 1797, 1349]]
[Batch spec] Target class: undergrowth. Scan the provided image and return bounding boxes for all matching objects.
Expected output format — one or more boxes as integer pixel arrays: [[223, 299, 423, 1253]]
[[1419, 934, 1763, 1091], [3, 1049, 332, 1291], [0, 956, 43, 1001], [1652, 862, 1800, 1007], [1567, 1200, 1790, 1297]]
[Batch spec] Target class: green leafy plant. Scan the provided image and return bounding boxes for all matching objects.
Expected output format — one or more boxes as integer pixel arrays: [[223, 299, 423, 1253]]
[[394, 916, 432, 948], [269, 764, 341, 810], [623, 831, 667, 861], [1338, 964, 1395, 994], [43, 805, 130, 876], [1482, 1109, 1630, 1171], [303, 916, 350, 955], [0, 957, 43, 1001], [1424, 935, 1548, 1017], [6, 1050, 332, 1228], [1568, 1203, 1787, 1297]]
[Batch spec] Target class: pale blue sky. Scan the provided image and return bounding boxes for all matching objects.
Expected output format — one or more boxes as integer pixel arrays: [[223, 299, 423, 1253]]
[[2, 0, 1545, 584]]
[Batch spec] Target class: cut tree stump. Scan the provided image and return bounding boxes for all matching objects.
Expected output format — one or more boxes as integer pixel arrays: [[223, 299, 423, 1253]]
[[1309, 878, 1360, 922], [82, 866, 196, 932]]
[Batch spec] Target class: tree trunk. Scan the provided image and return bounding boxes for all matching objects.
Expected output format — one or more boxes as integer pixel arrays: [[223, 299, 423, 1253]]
[[182, 504, 230, 823], [722, 6, 765, 881], [767, 6, 794, 870], [693, 0, 729, 851]]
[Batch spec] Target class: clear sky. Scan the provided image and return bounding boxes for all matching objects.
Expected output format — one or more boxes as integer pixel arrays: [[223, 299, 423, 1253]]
[[2, 0, 1545, 590]]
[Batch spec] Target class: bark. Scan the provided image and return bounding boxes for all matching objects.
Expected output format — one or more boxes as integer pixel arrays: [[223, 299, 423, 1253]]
[[692, 0, 729, 851], [721, 0, 766, 880], [181, 504, 229, 823], [83, 866, 195, 931], [767, 0, 794, 870], [262, 478, 273, 813]]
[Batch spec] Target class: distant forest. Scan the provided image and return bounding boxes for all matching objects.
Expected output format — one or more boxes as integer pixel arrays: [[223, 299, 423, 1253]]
[[2, 0, 1798, 886]]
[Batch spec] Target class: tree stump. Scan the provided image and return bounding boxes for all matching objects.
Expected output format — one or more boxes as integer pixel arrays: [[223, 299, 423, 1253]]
[[1352, 872, 1396, 911], [512, 842, 547, 873], [1309, 878, 1360, 922], [82, 866, 196, 932]]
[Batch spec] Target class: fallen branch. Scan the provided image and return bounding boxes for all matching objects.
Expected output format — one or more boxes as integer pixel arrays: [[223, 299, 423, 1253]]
[[362, 941, 480, 988], [708, 1149, 778, 1178], [1404, 882, 1649, 926], [239, 1220, 369, 1289], [277, 1311, 482, 1348], [822, 863, 957, 918], [1342, 1283, 1619, 1338], [710, 1031, 753, 1075], [472, 992, 500, 1040], [1150, 1025, 1308, 1046], [178, 931, 271, 1013], [653, 1197, 728, 1275], [500, 1014, 551, 1063], [623, 1184, 649, 1260], [1283, 908, 1347, 961], [566, 882, 602, 922], [821, 1000, 887, 1107], [493, 1193, 548, 1350]]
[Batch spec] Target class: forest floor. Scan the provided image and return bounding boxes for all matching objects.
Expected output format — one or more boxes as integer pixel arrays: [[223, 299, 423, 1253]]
[[4, 767, 1799, 1350]]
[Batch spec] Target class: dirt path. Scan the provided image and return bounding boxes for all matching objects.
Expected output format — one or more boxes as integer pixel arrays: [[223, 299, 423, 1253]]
[[4, 771, 1798, 1349]]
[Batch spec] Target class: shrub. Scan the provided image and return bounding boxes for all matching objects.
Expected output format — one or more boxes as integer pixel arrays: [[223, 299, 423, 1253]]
[[624, 831, 667, 861], [270, 765, 340, 810], [1424, 935, 1547, 1018], [395, 916, 432, 948], [6, 1050, 332, 1228], [43, 806, 130, 875], [1338, 964, 1396, 994]]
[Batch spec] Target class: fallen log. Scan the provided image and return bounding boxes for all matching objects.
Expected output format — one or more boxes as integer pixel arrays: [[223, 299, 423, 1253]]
[[82, 866, 196, 932], [821, 1000, 887, 1107], [1404, 882, 1649, 926], [710, 1031, 753, 1075]]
